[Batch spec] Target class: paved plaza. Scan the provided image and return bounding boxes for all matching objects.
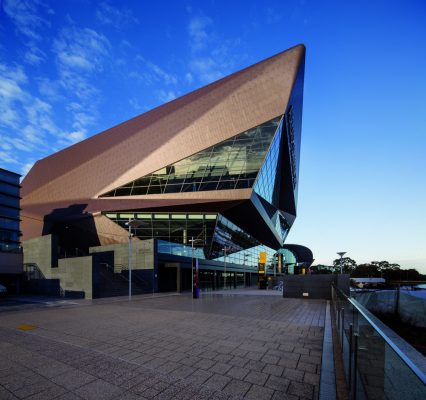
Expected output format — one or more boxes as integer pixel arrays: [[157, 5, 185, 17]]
[[0, 292, 326, 400]]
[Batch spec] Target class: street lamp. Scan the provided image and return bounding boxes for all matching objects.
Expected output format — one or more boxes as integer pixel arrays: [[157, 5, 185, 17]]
[[243, 253, 249, 287], [337, 252, 347, 274], [126, 219, 149, 301], [222, 246, 231, 289], [189, 237, 203, 297]]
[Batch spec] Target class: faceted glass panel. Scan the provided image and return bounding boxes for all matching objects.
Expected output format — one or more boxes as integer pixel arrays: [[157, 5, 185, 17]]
[[253, 118, 283, 205], [104, 212, 276, 269], [100, 116, 282, 197]]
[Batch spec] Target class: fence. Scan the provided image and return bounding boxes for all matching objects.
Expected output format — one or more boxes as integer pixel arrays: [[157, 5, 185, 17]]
[[331, 285, 426, 399]]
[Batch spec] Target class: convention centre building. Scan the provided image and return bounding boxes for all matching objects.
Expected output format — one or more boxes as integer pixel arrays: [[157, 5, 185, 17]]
[[21, 44, 312, 298]]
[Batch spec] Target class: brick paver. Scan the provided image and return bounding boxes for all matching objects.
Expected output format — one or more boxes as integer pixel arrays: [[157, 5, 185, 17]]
[[0, 292, 326, 399]]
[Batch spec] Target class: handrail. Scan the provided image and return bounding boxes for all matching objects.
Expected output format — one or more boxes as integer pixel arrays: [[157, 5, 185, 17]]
[[333, 284, 426, 385]]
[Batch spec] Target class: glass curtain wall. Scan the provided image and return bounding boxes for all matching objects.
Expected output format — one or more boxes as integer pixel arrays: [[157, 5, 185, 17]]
[[100, 116, 282, 197], [104, 212, 275, 270]]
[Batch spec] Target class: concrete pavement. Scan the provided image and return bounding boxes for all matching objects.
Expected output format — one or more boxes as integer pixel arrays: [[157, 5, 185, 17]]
[[0, 292, 326, 399]]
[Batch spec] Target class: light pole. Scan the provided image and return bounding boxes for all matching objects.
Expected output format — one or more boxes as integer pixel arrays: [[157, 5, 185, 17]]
[[126, 219, 149, 301], [189, 237, 203, 297], [243, 253, 249, 287], [337, 251, 347, 274], [222, 246, 230, 289]]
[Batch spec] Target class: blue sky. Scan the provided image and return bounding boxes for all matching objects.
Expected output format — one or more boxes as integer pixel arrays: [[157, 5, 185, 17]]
[[1, 0, 425, 271]]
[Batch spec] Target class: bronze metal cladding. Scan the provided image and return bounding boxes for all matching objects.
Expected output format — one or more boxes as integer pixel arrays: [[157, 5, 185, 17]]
[[21, 45, 305, 242]]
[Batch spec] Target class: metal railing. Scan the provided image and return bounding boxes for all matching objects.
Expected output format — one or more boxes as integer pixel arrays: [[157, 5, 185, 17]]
[[331, 284, 426, 399]]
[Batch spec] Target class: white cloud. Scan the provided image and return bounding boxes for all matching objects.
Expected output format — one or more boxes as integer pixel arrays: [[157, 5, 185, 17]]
[[0, 142, 12, 151], [0, 61, 81, 173], [185, 72, 193, 84], [129, 98, 143, 112], [0, 64, 29, 129], [95, 1, 139, 28], [67, 130, 86, 143], [158, 90, 178, 103], [50, 26, 111, 144], [37, 77, 62, 101], [188, 15, 213, 52], [24, 46, 46, 65], [53, 27, 110, 73], [3, 0, 50, 40], [189, 57, 224, 83], [21, 161, 34, 176], [186, 15, 242, 85], [134, 56, 178, 86], [266, 7, 282, 24], [0, 150, 19, 165], [3, 0, 52, 65]]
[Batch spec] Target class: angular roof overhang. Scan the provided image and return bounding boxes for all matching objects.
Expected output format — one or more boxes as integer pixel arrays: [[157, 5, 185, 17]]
[[22, 45, 305, 206]]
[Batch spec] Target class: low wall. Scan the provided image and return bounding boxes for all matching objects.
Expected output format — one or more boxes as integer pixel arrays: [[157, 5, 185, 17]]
[[22, 279, 61, 296], [283, 274, 350, 299]]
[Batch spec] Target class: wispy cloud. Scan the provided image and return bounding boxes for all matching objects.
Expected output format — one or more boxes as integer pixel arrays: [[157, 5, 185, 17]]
[[0, 62, 63, 175], [134, 56, 178, 86], [95, 1, 139, 28], [3, 0, 51, 40], [51, 26, 111, 144], [186, 14, 242, 84], [0, 64, 28, 129], [158, 90, 178, 103], [53, 27, 110, 73], [188, 15, 213, 52], [3, 0, 53, 65], [266, 7, 282, 24]]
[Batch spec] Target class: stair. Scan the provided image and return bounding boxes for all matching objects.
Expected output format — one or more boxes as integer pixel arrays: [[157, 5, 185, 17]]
[[94, 263, 151, 298]]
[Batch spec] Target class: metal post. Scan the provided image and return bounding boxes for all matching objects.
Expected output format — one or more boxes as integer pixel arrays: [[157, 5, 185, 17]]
[[337, 307, 341, 333], [348, 323, 353, 391], [353, 333, 359, 400], [337, 251, 346, 274], [341, 307, 345, 351], [224, 247, 227, 289], [243, 253, 248, 288], [191, 236, 194, 296], [128, 222, 132, 301]]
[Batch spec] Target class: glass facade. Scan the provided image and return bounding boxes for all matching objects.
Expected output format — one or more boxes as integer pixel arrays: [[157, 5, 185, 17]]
[[104, 212, 275, 270], [100, 116, 282, 197], [0, 168, 21, 252], [101, 60, 304, 272], [254, 118, 283, 205]]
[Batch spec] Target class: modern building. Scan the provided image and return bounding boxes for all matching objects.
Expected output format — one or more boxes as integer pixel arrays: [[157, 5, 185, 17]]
[[0, 168, 23, 292], [280, 244, 314, 274], [21, 44, 307, 298]]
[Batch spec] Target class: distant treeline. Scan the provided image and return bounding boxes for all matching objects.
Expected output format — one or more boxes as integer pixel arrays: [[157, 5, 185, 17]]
[[310, 259, 426, 281]]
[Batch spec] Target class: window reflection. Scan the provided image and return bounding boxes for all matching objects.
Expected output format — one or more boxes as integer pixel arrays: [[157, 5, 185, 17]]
[[100, 116, 282, 197]]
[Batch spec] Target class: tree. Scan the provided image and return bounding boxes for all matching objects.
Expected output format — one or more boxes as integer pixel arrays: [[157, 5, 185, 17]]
[[351, 263, 380, 277], [310, 264, 333, 274], [371, 261, 400, 276], [333, 257, 357, 274]]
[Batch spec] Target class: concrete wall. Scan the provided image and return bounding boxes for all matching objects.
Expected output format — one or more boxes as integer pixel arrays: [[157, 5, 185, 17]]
[[283, 274, 350, 299], [23, 234, 93, 298], [23, 235, 157, 299], [23, 235, 56, 278], [0, 252, 23, 274], [57, 257, 93, 299], [90, 239, 155, 271]]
